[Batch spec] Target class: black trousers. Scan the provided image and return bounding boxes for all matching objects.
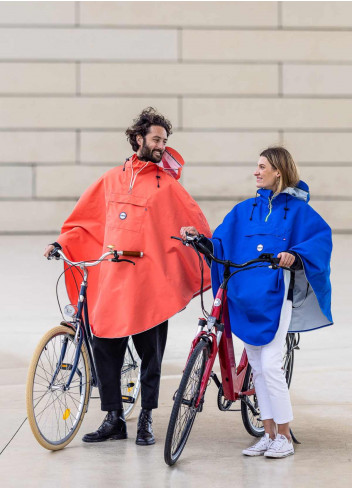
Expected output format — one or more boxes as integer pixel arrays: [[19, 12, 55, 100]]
[[92, 321, 168, 411]]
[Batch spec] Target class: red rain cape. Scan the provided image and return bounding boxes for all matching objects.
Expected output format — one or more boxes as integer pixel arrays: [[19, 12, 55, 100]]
[[57, 150, 211, 338]]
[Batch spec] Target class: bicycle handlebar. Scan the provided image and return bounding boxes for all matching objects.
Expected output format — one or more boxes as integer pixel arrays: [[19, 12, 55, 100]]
[[171, 235, 291, 271], [120, 250, 144, 257], [48, 248, 143, 267]]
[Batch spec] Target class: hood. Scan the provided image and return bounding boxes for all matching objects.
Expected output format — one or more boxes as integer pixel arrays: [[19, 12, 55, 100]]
[[252, 180, 310, 221], [156, 147, 184, 180], [126, 147, 185, 190], [257, 180, 310, 203], [281, 180, 310, 203]]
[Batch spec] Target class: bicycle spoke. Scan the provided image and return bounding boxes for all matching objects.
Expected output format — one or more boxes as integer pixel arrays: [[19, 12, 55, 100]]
[[28, 329, 89, 446]]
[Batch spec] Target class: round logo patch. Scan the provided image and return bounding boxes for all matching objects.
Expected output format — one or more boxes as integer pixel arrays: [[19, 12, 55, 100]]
[[257, 244, 263, 251], [214, 298, 222, 306], [119, 212, 127, 220]]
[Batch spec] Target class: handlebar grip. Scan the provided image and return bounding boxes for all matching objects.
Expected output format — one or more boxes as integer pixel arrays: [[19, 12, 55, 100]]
[[271, 257, 280, 265], [122, 251, 143, 257]]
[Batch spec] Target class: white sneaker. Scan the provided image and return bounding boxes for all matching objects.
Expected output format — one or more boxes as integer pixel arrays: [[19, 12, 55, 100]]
[[264, 434, 294, 458], [242, 433, 273, 456]]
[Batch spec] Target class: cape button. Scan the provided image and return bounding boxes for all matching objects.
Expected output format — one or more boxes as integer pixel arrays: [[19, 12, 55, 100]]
[[257, 244, 263, 251], [119, 212, 127, 220]]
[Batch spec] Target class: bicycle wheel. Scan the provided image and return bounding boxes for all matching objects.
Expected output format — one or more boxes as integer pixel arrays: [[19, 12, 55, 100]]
[[240, 365, 265, 437], [241, 333, 295, 437], [121, 337, 141, 418], [26, 325, 91, 450], [164, 339, 210, 466], [283, 333, 296, 388]]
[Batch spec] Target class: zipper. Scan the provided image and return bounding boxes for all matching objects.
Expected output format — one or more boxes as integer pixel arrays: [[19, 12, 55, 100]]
[[129, 161, 149, 192], [265, 195, 274, 222]]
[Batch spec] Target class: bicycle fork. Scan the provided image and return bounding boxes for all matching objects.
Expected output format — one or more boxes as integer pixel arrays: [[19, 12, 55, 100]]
[[50, 281, 87, 392], [193, 287, 230, 408]]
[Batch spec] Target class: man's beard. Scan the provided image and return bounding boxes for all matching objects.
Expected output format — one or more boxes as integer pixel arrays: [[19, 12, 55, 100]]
[[138, 141, 163, 163]]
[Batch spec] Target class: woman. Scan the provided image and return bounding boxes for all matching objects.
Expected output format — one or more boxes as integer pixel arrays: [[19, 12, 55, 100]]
[[181, 146, 332, 459]]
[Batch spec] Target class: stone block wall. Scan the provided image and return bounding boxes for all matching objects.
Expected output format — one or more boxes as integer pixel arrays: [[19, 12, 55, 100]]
[[0, 1, 351, 234]]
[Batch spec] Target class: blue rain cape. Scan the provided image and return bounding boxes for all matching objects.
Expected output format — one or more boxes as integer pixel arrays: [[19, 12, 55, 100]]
[[210, 181, 333, 346]]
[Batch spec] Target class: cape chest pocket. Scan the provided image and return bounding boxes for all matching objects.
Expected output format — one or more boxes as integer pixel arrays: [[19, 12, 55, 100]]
[[244, 225, 287, 255], [107, 194, 148, 233]]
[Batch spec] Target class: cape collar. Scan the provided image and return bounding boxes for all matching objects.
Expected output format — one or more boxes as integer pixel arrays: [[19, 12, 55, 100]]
[[130, 153, 155, 169], [257, 180, 310, 203]]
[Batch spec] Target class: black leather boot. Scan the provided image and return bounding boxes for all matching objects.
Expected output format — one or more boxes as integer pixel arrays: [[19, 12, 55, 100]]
[[136, 408, 155, 446], [82, 410, 127, 443]]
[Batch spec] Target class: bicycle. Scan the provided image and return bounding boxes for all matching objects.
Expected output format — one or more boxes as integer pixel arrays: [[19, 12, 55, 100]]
[[164, 235, 300, 465], [26, 245, 143, 451]]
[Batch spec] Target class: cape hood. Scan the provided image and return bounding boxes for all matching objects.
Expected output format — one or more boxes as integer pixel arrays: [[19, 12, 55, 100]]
[[211, 181, 333, 346], [57, 150, 211, 338]]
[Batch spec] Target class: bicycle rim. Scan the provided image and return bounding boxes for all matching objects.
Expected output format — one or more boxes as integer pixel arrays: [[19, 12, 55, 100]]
[[241, 333, 296, 437], [164, 339, 209, 466], [121, 337, 141, 418], [283, 333, 295, 388], [26, 326, 91, 450], [241, 365, 264, 437]]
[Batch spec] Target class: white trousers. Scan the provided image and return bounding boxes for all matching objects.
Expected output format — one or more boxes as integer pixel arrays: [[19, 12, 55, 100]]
[[244, 297, 293, 425]]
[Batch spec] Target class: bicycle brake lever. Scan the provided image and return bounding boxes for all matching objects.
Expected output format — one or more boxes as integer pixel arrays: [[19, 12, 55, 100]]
[[47, 247, 61, 260], [111, 257, 135, 265], [120, 259, 135, 265]]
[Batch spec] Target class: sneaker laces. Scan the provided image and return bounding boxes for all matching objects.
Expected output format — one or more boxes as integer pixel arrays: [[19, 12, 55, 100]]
[[250, 434, 271, 450], [269, 435, 286, 451]]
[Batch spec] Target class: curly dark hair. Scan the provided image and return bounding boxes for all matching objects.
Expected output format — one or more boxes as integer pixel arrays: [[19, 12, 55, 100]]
[[125, 107, 173, 152]]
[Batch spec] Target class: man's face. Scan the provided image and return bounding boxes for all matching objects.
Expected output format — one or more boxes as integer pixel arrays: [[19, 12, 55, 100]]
[[136, 125, 168, 163]]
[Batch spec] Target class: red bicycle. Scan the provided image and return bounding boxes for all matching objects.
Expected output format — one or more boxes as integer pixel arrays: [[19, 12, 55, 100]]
[[164, 234, 299, 465]]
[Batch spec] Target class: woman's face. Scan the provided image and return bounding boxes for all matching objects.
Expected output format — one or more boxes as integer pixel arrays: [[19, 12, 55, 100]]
[[254, 156, 280, 191]]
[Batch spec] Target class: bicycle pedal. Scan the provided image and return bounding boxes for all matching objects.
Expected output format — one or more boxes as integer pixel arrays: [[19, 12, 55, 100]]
[[60, 363, 73, 370], [121, 395, 135, 404]]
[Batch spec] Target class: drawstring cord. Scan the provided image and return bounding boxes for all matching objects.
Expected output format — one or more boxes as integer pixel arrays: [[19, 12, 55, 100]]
[[129, 161, 149, 191], [156, 166, 161, 188], [250, 191, 290, 222], [249, 192, 258, 221], [123, 157, 128, 171]]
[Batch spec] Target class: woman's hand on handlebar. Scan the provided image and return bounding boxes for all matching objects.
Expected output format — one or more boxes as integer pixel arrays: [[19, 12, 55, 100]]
[[44, 244, 55, 258], [180, 226, 199, 240], [277, 252, 295, 268]]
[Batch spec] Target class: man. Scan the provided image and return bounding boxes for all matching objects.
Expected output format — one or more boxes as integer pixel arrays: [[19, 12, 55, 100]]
[[44, 107, 211, 445]]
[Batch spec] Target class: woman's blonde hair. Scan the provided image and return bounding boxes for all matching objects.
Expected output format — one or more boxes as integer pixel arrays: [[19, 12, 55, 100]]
[[260, 146, 300, 194]]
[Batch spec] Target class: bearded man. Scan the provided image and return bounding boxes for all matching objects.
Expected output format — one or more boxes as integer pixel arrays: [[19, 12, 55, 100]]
[[44, 107, 211, 446]]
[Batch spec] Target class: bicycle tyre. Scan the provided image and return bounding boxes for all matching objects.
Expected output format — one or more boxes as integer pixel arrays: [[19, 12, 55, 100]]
[[26, 325, 91, 450], [121, 337, 141, 419], [241, 333, 295, 437], [283, 333, 295, 389], [240, 364, 265, 437], [164, 339, 210, 466]]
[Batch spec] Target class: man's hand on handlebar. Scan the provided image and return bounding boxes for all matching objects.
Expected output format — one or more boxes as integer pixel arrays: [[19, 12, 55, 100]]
[[44, 244, 55, 258], [180, 226, 199, 240]]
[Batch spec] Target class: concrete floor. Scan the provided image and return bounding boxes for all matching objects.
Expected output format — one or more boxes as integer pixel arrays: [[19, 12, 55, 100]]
[[0, 235, 351, 488]]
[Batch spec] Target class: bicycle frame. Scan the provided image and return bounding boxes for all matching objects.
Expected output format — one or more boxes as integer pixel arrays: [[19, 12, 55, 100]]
[[187, 282, 250, 409], [49, 247, 142, 395], [174, 237, 294, 411], [55, 269, 98, 391]]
